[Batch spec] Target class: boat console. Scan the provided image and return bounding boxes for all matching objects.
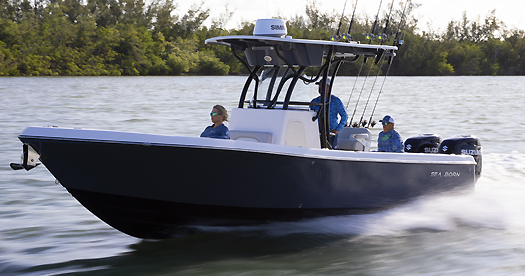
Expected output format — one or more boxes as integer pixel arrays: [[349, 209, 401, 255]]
[[229, 108, 321, 148], [206, 19, 397, 150]]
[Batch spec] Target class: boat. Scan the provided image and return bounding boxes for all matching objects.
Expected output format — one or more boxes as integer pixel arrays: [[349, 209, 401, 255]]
[[11, 19, 482, 239]]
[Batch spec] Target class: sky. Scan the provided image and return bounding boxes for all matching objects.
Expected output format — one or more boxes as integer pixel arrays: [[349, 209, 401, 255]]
[[176, 0, 525, 33]]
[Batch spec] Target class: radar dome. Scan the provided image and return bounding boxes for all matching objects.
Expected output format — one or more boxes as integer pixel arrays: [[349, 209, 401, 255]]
[[253, 19, 287, 37]]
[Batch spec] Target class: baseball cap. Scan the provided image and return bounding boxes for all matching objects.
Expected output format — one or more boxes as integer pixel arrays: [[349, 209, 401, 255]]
[[379, 115, 395, 124]]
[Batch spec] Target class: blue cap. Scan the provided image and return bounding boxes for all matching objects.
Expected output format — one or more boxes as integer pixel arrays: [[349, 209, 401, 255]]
[[379, 115, 395, 124], [315, 78, 331, 85]]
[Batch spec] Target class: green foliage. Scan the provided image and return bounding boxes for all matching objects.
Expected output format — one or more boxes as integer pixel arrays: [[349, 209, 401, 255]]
[[1, 1, 525, 76], [192, 51, 229, 75], [0, 40, 17, 75]]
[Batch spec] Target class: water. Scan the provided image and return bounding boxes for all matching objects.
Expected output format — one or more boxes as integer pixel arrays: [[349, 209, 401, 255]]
[[1, 76, 525, 275]]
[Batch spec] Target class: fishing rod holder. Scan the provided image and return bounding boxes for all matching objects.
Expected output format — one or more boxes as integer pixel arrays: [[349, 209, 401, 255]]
[[330, 35, 340, 42], [377, 33, 388, 41], [341, 33, 352, 42], [331, 33, 356, 43], [365, 33, 390, 42]]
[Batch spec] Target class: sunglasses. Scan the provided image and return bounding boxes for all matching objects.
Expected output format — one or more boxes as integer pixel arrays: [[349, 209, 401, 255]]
[[210, 112, 220, 117], [382, 122, 389, 126]]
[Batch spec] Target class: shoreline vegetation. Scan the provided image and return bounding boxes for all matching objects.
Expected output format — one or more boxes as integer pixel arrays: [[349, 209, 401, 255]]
[[1, 0, 524, 76]]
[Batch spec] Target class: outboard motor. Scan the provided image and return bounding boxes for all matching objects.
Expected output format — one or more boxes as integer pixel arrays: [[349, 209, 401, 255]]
[[404, 133, 442, 153], [438, 135, 482, 180]]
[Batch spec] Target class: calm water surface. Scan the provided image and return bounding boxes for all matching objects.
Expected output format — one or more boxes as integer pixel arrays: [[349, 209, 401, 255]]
[[1, 76, 525, 275]]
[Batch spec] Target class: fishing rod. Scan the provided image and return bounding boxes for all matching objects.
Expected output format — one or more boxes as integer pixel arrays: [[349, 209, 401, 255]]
[[393, 0, 409, 49], [348, 0, 383, 126], [366, 0, 383, 45], [348, 65, 371, 127], [358, 57, 387, 127], [343, 0, 361, 111], [319, 0, 349, 148], [357, 0, 395, 127], [331, 0, 348, 41], [341, 0, 359, 42], [366, 0, 411, 128], [377, 0, 395, 45], [388, 0, 409, 65]]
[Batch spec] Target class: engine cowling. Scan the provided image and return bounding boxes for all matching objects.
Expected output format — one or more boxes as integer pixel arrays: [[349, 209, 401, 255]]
[[404, 133, 442, 154], [438, 135, 482, 180]]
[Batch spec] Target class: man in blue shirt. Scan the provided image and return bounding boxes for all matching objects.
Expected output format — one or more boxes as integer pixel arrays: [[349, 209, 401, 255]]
[[378, 115, 404, 153], [310, 78, 348, 149]]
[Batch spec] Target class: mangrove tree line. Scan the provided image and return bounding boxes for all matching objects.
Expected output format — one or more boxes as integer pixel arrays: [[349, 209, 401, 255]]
[[1, 0, 524, 76]]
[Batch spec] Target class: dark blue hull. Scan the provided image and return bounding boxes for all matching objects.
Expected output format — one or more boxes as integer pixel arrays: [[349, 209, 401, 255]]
[[20, 131, 476, 239], [66, 188, 386, 239]]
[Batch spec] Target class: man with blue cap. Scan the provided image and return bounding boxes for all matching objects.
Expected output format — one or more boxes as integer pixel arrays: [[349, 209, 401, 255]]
[[378, 115, 404, 153], [310, 78, 348, 149]]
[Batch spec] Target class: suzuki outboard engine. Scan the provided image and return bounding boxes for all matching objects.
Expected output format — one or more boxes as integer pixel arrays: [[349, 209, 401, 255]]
[[404, 133, 442, 153], [438, 135, 482, 180]]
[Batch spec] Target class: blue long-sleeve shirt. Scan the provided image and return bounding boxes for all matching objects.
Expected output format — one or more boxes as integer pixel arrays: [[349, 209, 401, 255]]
[[310, 95, 348, 132], [200, 124, 230, 139], [378, 129, 404, 153]]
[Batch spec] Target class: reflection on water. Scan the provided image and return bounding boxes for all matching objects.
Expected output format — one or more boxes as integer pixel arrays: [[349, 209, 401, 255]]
[[1, 76, 525, 275]]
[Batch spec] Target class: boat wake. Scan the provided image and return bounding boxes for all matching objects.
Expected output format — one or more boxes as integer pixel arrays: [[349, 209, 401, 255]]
[[194, 152, 525, 237]]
